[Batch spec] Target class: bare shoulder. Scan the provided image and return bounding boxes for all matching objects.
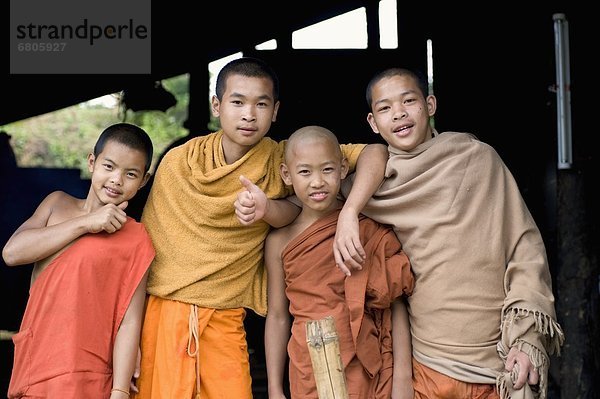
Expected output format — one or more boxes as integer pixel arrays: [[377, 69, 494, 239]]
[[42, 191, 85, 226], [266, 223, 303, 265], [42, 190, 78, 206], [266, 225, 293, 251], [15, 191, 75, 228]]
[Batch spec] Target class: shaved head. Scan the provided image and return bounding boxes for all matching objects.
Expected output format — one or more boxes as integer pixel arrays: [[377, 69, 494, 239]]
[[285, 125, 342, 163]]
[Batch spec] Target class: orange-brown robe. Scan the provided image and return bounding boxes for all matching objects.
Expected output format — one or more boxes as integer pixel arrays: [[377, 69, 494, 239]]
[[283, 210, 414, 399], [8, 218, 155, 399]]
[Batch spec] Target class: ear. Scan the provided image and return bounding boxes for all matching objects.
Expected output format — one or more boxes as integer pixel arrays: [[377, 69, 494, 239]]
[[272, 100, 280, 122], [138, 172, 151, 190], [426, 95, 437, 117], [340, 157, 349, 180], [279, 163, 292, 186], [87, 153, 95, 173], [210, 95, 220, 117], [367, 113, 380, 135]]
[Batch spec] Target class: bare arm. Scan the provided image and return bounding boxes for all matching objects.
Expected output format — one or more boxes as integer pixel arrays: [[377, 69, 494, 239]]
[[110, 270, 149, 398], [235, 175, 300, 228], [264, 232, 291, 399], [2, 191, 128, 266], [391, 297, 414, 399], [334, 143, 387, 275]]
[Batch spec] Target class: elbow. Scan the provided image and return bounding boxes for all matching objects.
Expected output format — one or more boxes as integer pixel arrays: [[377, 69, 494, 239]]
[[365, 143, 387, 157], [267, 312, 289, 327], [360, 143, 388, 167], [2, 246, 18, 266], [2, 244, 31, 266]]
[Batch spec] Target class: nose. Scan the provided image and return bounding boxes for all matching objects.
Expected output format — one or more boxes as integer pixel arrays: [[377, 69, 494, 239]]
[[393, 106, 407, 121], [310, 174, 325, 188], [110, 172, 123, 186], [242, 105, 256, 122]]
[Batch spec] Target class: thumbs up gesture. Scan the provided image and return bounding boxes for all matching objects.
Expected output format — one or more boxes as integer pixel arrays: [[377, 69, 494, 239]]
[[234, 175, 268, 225]]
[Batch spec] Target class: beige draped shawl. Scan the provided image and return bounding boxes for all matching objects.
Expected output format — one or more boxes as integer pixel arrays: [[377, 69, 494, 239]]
[[142, 130, 365, 316], [342, 131, 564, 399]]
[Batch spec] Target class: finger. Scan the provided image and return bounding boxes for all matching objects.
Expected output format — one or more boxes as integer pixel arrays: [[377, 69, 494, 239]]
[[512, 363, 527, 389], [528, 369, 539, 385], [135, 349, 141, 377], [235, 210, 254, 224], [344, 243, 365, 265], [118, 201, 128, 211], [505, 349, 517, 371], [333, 249, 351, 277], [115, 215, 126, 228], [352, 238, 367, 260], [239, 175, 255, 193], [234, 200, 254, 215], [504, 357, 514, 372], [116, 211, 128, 223], [344, 258, 363, 271], [110, 217, 124, 232], [238, 194, 255, 208]]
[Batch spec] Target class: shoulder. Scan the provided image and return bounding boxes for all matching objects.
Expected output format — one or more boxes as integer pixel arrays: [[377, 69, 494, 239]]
[[45, 190, 74, 201], [439, 131, 501, 159], [266, 225, 292, 248], [28, 191, 82, 226], [264, 227, 291, 269], [265, 223, 299, 257], [262, 136, 285, 153], [42, 190, 79, 210]]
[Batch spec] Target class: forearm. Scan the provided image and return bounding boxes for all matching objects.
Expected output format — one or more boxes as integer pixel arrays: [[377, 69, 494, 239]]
[[342, 143, 387, 215], [111, 273, 147, 396], [265, 315, 291, 397], [392, 298, 413, 385], [112, 321, 139, 395], [263, 198, 301, 228], [2, 218, 89, 266]]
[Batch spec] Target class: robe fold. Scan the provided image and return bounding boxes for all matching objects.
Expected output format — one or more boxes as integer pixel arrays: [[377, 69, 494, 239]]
[[8, 218, 155, 399], [342, 131, 564, 399], [283, 209, 414, 398]]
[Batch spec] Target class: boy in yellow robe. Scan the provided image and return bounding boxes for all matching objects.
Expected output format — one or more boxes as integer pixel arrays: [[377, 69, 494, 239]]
[[134, 57, 387, 398]]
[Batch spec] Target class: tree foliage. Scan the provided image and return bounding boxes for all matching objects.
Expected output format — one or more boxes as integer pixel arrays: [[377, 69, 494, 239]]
[[1, 74, 190, 178]]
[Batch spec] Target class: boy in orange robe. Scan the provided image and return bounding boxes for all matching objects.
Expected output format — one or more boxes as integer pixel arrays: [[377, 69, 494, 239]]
[[135, 57, 387, 399], [263, 126, 414, 399], [3, 123, 156, 399]]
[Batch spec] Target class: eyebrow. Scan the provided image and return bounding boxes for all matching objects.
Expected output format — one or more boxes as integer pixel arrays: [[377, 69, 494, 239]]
[[229, 92, 273, 102], [101, 156, 143, 174]]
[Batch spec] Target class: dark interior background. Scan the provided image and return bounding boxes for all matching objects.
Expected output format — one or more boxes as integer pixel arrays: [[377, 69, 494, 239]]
[[2, 2, 598, 397]]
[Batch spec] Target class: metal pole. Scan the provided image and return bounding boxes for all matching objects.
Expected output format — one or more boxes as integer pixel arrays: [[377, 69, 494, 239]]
[[553, 13, 572, 169]]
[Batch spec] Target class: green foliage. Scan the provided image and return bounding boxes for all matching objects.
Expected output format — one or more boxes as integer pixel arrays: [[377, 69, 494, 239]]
[[1, 74, 190, 178]]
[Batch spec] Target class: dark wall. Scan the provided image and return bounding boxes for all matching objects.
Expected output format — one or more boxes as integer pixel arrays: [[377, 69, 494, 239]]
[[1, 4, 597, 397]]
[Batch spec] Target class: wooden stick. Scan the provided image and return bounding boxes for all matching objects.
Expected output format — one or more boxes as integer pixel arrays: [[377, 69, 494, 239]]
[[0, 330, 16, 340], [305, 316, 349, 399]]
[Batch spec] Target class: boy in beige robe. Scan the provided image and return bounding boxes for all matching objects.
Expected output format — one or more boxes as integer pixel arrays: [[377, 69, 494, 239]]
[[338, 68, 564, 399]]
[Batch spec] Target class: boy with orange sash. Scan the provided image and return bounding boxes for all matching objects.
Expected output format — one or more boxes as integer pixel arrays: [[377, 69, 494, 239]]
[[263, 125, 414, 399], [4, 123, 155, 398]]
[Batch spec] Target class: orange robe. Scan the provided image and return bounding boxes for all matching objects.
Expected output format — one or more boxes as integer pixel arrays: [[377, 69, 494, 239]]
[[8, 218, 155, 399], [283, 210, 414, 399]]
